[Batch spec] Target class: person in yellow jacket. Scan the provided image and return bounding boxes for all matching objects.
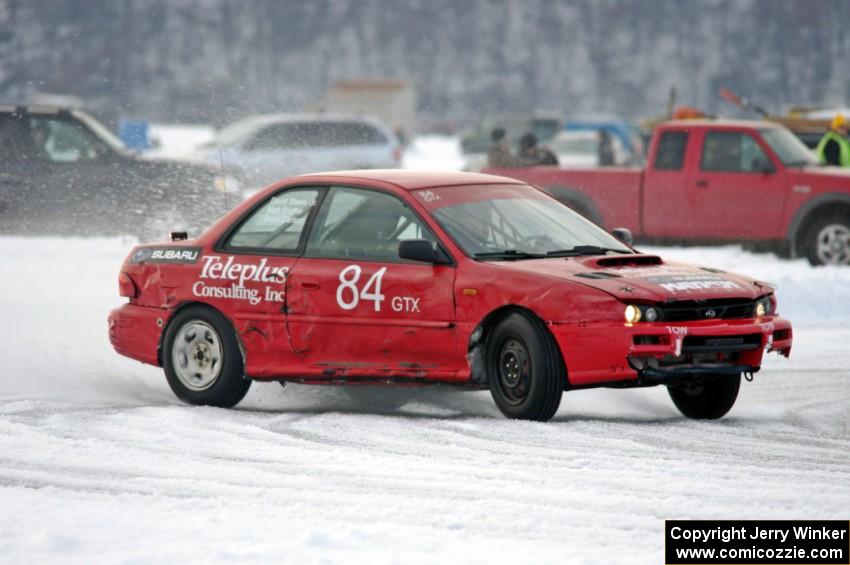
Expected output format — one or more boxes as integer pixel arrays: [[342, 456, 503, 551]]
[[815, 113, 850, 167]]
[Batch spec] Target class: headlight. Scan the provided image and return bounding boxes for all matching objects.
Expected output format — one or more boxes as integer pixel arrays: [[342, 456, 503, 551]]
[[754, 296, 774, 318], [624, 304, 661, 324], [644, 306, 659, 322], [624, 304, 642, 324]]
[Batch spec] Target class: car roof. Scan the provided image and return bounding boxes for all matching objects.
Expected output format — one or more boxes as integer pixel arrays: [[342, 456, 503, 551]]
[[295, 169, 524, 191], [0, 104, 75, 115], [225, 112, 388, 128], [210, 112, 394, 148], [659, 119, 780, 129]]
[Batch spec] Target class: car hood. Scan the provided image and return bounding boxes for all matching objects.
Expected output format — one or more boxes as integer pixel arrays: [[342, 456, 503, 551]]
[[493, 254, 772, 302], [792, 165, 850, 180]]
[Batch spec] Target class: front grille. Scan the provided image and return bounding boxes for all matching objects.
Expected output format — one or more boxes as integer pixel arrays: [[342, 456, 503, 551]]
[[681, 333, 762, 353], [659, 298, 755, 322]]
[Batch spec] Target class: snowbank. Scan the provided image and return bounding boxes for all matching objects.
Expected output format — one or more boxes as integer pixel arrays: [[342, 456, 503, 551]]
[[0, 234, 848, 564]]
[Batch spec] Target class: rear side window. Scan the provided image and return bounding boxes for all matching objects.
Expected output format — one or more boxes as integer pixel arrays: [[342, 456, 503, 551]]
[[244, 121, 387, 151], [225, 188, 321, 252], [327, 122, 388, 145], [654, 131, 688, 171]]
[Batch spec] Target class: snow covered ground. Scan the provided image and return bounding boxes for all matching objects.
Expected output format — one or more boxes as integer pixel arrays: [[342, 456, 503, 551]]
[[146, 123, 216, 159], [1, 137, 849, 563], [1, 238, 848, 564]]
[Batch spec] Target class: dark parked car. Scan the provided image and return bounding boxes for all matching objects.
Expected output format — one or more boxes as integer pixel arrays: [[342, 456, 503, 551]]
[[0, 105, 240, 239]]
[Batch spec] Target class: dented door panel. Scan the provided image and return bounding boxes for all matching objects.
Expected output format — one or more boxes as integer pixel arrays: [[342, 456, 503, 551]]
[[286, 257, 461, 378]]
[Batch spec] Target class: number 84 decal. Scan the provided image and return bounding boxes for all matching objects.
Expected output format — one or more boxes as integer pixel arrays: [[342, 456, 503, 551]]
[[335, 265, 420, 313]]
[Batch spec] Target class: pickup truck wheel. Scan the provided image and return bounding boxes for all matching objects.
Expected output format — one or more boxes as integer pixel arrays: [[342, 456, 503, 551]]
[[163, 306, 251, 408], [799, 214, 850, 266], [667, 374, 740, 420], [486, 312, 564, 421]]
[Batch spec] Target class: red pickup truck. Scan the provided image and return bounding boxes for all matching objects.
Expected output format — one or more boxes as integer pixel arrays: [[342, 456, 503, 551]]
[[487, 120, 850, 266]]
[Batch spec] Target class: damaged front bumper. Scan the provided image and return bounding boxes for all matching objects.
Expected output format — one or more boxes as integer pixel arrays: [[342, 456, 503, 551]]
[[551, 315, 792, 387]]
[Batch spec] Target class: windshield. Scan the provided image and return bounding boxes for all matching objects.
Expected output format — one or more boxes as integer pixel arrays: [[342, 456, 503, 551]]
[[760, 127, 819, 166], [206, 118, 267, 149], [72, 110, 129, 154], [427, 184, 631, 258]]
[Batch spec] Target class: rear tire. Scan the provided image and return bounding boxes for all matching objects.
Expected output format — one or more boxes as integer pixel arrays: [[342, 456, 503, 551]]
[[486, 311, 565, 421], [798, 213, 850, 266], [667, 374, 740, 420], [163, 306, 251, 408]]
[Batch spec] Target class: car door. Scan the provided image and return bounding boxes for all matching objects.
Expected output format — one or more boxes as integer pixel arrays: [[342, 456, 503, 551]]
[[686, 130, 787, 239], [0, 113, 35, 232], [208, 186, 323, 373], [285, 185, 460, 378], [24, 113, 127, 234]]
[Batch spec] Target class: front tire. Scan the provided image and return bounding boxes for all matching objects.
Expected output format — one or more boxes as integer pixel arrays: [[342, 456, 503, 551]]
[[486, 312, 565, 421], [163, 306, 251, 407], [667, 374, 740, 420], [799, 214, 850, 266]]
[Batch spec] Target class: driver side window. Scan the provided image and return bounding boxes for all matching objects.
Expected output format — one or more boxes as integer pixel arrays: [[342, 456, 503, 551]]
[[701, 132, 771, 173], [225, 188, 320, 252], [30, 117, 105, 163], [305, 186, 436, 261]]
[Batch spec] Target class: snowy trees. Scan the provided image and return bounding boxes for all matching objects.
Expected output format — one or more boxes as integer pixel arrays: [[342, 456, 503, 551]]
[[2, 0, 848, 124]]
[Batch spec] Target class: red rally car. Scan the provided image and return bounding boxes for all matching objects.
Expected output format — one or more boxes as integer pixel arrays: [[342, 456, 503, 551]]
[[109, 170, 793, 422]]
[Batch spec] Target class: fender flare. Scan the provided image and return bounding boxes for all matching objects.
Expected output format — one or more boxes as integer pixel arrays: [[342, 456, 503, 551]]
[[466, 305, 569, 387], [542, 185, 604, 226], [786, 192, 850, 245]]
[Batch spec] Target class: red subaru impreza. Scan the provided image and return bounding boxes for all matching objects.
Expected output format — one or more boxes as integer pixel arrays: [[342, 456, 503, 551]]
[[109, 170, 792, 421]]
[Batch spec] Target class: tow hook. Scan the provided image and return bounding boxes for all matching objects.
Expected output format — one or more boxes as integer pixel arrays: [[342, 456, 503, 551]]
[[744, 372, 755, 382]]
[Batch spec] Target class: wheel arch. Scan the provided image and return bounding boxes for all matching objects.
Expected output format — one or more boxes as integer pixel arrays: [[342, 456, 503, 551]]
[[787, 192, 850, 253], [543, 185, 604, 225], [466, 304, 569, 387], [157, 301, 247, 369]]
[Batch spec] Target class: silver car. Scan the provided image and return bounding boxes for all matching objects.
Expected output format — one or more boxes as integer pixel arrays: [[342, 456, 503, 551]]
[[196, 113, 401, 188]]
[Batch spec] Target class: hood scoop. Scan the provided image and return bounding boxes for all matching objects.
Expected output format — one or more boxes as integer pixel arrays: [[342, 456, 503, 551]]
[[576, 271, 622, 280], [592, 254, 663, 268]]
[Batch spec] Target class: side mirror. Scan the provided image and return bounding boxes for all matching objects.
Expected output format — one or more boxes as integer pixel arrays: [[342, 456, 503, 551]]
[[753, 157, 775, 174], [399, 240, 441, 263], [611, 227, 633, 247]]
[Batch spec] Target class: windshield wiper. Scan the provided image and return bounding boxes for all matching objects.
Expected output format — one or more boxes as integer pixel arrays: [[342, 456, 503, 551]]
[[545, 245, 631, 257], [473, 249, 546, 261]]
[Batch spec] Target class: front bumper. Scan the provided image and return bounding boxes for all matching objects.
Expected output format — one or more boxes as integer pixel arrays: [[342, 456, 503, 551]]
[[550, 315, 792, 387], [108, 304, 168, 366]]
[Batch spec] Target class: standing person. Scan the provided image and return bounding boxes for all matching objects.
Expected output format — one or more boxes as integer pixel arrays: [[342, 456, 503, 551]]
[[816, 113, 850, 167], [487, 128, 517, 167], [598, 130, 616, 166], [517, 132, 559, 166]]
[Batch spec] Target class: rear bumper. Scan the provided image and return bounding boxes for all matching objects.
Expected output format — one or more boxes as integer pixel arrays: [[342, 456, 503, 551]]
[[108, 304, 167, 366], [551, 315, 792, 387]]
